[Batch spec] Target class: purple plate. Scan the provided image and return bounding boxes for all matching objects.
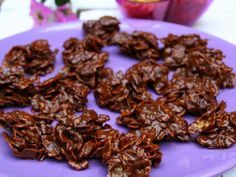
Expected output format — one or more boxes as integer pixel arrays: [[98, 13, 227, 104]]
[[0, 19, 236, 177]]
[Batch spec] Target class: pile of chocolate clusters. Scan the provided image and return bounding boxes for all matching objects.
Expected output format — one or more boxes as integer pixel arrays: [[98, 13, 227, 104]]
[[0, 16, 236, 177]]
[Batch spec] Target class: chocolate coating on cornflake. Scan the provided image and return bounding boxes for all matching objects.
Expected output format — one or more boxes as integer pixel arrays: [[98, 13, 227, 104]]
[[188, 101, 236, 149], [4, 40, 58, 76], [112, 31, 160, 61], [0, 66, 38, 107], [32, 74, 89, 123], [94, 71, 153, 112], [117, 98, 190, 141], [161, 34, 207, 69], [125, 60, 169, 94], [83, 16, 120, 45]]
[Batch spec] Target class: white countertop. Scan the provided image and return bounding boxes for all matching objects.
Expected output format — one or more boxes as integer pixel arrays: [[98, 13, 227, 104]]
[[0, 0, 236, 176]]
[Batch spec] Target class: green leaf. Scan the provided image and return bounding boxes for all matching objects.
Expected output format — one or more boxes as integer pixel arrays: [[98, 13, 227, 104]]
[[55, 0, 70, 6], [41, 0, 47, 3]]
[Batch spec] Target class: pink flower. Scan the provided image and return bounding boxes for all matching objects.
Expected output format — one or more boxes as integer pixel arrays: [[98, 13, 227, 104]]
[[54, 4, 78, 22], [30, 0, 55, 27], [30, 0, 78, 27]]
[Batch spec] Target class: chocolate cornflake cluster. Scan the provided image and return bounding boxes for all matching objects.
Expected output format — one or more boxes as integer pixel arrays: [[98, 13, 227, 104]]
[[188, 101, 236, 149], [62, 37, 109, 88], [125, 60, 169, 94], [95, 60, 168, 112], [161, 34, 208, 69], [183, 48, 235, 88], [95, 128, 162, 177], [112, 31, 160, 60], [117, 98, 190, 141], [163, 76, 219, 116], [162, 34, 236, 88], [94, 71, 153, 112], [4, 40, 58, 76], [0, 109, 162, 175], [0, 66, 38, 107], [63, 53, 109, 88], [0, 110, 108, 167], [31, 74, 89, 123], [83, 16, 120, 45], [63, 35, 104, 56], [0, 111, 53, 160], [1, 16, 236, 177]]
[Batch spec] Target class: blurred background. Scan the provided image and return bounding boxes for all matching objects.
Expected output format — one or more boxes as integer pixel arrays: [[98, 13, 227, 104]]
[[0, 0, 236, 176], [0, 0, 236, 44]]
